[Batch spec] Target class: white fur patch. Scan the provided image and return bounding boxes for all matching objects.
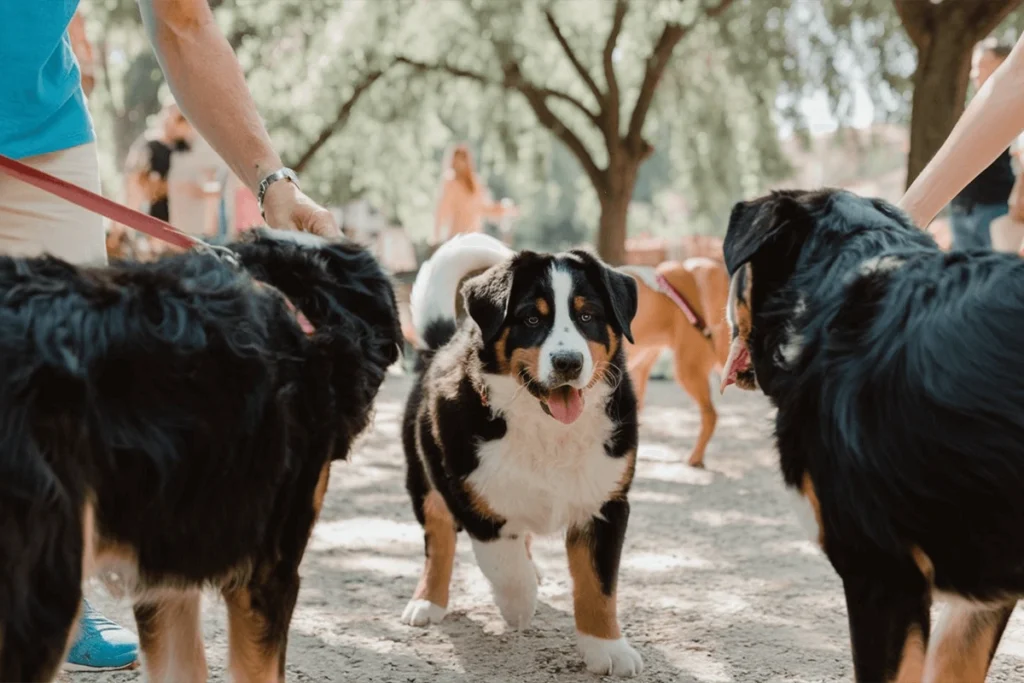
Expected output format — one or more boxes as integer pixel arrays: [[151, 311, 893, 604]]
[[858, 255, 905, 276], [778, 295, 807, 368], [469, 376, 624, 536], [471, 536, 538, 629], [577, 634, 643, 677], [617, 265, 660, 293], [537, 265, 595, 388], [401, 599, 447, 627], [725, 269, 743, 331], [409, 233, 513, 344]]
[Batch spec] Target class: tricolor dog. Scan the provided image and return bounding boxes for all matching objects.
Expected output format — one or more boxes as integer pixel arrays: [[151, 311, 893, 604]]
[[722, 189, 1024, 683], [400, 234, 643, 677]]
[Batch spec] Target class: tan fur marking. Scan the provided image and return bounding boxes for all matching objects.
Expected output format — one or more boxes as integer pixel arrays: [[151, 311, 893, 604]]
[[800, 472, 824, 547], [536, 298, 550, 316], [911, 546, 934, 585], [566, 530, 620, 640], [224, 587, 282, 683], [924, 602, 1014, 683], [312, 462, 331, 522], [894, 625, 926, 683], [573, 295, 586, 312], [463, 481, 505, 522], [509, 346, 542, 386], [413, 491, 457, 608], [138, 592, 207, 683], [494, 328, 512, 374], [82, 500, 97, 579]]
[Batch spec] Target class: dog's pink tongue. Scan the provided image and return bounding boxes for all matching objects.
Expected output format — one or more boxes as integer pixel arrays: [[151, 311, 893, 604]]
[[548, 387, 584, 424]]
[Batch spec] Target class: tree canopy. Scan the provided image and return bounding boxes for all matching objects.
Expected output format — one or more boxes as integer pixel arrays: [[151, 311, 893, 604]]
[[80, 0, 1024, 257]]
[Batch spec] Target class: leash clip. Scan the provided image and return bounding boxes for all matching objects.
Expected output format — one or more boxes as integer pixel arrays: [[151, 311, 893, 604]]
[[192, 240, 242, 269]]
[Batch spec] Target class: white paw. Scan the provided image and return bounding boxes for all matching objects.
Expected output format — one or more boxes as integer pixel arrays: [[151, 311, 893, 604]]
[[400, 599, 447, 627], [493, 577, 537, 629], [577, 634, 643, 677]]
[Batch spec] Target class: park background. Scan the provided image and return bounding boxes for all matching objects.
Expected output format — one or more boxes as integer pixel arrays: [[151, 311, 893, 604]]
[[79, 0, 1024, 264]]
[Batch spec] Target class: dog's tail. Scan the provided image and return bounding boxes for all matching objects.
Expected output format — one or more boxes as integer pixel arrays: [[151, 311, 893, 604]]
[[410, 234, 513, 358]]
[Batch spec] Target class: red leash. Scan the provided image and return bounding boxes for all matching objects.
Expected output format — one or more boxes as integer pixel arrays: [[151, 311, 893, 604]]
[[654, 272, 713, 340], [0, 152, 319, 334]]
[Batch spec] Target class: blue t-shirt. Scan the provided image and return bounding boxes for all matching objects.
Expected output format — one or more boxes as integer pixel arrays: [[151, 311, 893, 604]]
[[0, 2, 94, 159]]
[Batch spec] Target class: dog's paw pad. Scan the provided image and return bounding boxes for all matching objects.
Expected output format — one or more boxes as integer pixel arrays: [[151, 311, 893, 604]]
[[401, 599, 446, 627], [577, 634, 643, 677]]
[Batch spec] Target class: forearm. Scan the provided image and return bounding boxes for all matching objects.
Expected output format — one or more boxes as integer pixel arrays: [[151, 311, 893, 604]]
[[900, 38, 1024, 227], [138, 0, 280, 193]]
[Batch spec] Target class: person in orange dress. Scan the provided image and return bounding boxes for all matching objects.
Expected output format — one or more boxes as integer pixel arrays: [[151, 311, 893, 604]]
[[432, 144, 517, 246]]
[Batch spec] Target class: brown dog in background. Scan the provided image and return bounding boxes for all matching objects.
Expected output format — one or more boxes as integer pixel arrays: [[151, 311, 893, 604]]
[[621, 258, 729, 468]]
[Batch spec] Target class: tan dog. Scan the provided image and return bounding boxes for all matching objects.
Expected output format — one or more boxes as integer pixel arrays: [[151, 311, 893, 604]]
[[621, 258, 729, 467]]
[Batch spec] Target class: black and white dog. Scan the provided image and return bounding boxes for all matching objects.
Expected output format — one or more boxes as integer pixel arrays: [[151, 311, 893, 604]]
[[721, 188, 1024, 683], [400, 234, 643, 677], [0, 228, 400, 682]]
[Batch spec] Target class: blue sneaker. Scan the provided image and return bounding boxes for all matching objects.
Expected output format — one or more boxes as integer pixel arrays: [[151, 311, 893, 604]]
[[64, 600, 139, 672]]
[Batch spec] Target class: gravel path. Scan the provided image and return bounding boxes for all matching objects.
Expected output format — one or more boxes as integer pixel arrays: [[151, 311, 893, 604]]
[[67, 373, 1024, 682]]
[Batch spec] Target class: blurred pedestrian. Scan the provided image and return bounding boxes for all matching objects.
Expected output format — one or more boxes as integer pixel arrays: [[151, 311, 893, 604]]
[[432, 143, 517, 246]]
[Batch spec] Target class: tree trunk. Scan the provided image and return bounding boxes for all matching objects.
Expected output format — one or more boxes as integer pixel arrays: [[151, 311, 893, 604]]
[[899, 0, 1023, 188], [596, 152, 640, 265], [904, 27, 976, 187]]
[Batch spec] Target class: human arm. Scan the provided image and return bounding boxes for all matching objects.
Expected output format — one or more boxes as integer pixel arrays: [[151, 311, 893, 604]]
[[433, 182, 454, 244], [898, 34, 1024, 227], [137, 0, 337, 237]]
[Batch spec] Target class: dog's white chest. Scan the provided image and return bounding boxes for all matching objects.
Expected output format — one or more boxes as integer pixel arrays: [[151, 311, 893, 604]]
[[469, 378, 626, 536]]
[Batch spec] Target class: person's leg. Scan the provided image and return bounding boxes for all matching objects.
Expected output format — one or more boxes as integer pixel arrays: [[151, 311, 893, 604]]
[[0, 143, 137, 670], [949, 205, 986, 251], [971, 202, 1009, 249]]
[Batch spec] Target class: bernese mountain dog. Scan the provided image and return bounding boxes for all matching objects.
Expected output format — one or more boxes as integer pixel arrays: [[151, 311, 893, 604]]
[[400, 234, 643, 677], [0, 228, 400, 682], [721, 188, 1024, 683]]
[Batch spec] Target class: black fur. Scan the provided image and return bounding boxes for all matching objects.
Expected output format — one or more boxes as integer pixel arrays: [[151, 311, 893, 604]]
[[723, 188, 1024, 681], [0, 230, 399, 681]]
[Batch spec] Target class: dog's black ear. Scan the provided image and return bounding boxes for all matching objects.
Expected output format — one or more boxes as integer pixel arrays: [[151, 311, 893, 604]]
[[723, 191, 810, 277], [462, 261, 514, 343], [569, 249, 639, 344]]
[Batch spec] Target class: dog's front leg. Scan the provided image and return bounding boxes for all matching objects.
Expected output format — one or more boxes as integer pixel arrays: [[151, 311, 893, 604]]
[[923, 600, 1015, 683], [566, 499, 643, 678], [134, 591, 207, 683], [841, 565, 931, 683], [470, 533, 538, 630]]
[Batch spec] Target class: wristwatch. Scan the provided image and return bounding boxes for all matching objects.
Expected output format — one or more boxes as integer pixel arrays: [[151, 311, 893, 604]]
[[257, 168, 300, 219]]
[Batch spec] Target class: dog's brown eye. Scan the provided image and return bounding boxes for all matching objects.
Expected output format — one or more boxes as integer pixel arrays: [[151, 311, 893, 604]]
[[579, 312, 593, 323], [525, 315, 540, 327]]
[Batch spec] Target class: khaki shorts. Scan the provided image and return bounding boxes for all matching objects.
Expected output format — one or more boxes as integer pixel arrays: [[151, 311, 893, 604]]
[[0, 142, 108, 266]]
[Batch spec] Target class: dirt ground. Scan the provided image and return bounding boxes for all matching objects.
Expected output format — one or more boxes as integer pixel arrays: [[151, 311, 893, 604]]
[[69, 372, 1024, 682]]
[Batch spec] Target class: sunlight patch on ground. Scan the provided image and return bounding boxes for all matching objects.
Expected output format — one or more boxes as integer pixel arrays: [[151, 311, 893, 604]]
[[636, 458, 715, 486], [622, 550, 717, 573], [311, 516, 421, 551], [659, 647, 733, 683], [691, 509, 787, 529], [630, 489, 689, 505], [335, 552, 423, 578]]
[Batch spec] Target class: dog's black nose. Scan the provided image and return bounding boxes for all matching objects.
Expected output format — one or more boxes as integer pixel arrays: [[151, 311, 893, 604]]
[[551, 351, 584, 379]]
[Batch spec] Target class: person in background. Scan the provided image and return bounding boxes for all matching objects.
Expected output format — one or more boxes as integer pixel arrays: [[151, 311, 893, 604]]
[[1, 0, 340, 671], [941, 39, 1017, 250], [124, 102, 195, 224], [901, 33, 1024, 233], [433, 143, 517, 246]]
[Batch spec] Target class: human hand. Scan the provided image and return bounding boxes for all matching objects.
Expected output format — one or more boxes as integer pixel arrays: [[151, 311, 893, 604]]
[[262, 181, 340, 238]]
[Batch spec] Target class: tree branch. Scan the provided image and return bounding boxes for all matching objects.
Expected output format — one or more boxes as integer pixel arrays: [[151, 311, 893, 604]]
[[602, 0, 628, 140], [626, 0, 734, 155], [543, 9, 603, 104], [289, 69, 387, 173], [399, 56, 605, 189], [397, 57, 601, 127]]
